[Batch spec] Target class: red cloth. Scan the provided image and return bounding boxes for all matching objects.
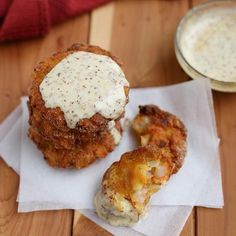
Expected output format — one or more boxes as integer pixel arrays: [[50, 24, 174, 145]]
[[0, 0, 111, 42]]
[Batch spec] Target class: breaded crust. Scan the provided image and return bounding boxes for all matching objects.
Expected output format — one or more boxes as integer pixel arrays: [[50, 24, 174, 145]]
[[102, 145, 174, 214], [95, 105, 187, 226], [29, 124, 121, 168], [29, 43, 129, 136], [28, 43, 128, 168], [29, 104, 122, 150], [95, 145, 174, 226], [132, 105, 187, 173]]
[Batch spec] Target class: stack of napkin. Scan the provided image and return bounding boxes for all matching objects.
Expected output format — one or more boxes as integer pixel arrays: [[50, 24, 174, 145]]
[[0, 79, 223, 236]]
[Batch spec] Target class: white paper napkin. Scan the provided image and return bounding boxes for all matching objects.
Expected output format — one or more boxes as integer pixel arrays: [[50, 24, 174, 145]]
[[80, 205, 194, 236], [15, 79, 223, 209], [0, 113, 193, 236], [0, 105, 21, 173], [0, 79, 224, 236]]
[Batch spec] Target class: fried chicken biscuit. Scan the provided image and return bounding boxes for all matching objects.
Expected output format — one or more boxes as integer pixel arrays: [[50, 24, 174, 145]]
[[28, 43, 129, 168]]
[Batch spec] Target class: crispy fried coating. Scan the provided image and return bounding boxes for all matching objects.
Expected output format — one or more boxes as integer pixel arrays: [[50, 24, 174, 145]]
[[132, 105, 187, 173], [28, 124, 121, 168], [28, 43, 129, 144], [95, 104, 187, 226], [102, 145, 173, 212], [95, 145, 174, 226], [29, 104, 122, 150], [28, 43, 128, 168]]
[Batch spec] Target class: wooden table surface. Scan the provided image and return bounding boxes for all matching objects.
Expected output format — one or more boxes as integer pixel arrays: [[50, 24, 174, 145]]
[[0, 0, 235, 235]]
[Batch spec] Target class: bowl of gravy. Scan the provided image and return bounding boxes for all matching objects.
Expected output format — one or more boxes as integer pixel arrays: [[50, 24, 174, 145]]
[[175, 0, 236, 92]]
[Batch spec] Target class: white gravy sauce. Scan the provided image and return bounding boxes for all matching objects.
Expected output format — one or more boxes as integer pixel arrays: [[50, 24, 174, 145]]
[[179, 5, 236, 82], [39, 51, 129, 128], [108, 121, 121, 145]]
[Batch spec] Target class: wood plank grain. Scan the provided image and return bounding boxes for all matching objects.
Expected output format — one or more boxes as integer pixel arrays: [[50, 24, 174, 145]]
[[73, 214, 112, 236], [110, 0, 189, 88], [90, 2, 115, 50], [191, 0, 235, 235], [197, 92, 236, 236], [181, 210, 195, 236], [0, 158, 72, 236], [0, 14, 90, 236], [74, 1, 195, 236]]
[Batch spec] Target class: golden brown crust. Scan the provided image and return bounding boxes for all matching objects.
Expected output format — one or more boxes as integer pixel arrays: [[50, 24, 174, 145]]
[[28, 43, 128, 168], [29, 43, 129, 134], [132, 105, 187, 173], [28, 101, 122, 149], [29, 125, 119, 168], [95, 105, 187, 226], [96, 105, 187, 224], [101, 145, 174, 213]]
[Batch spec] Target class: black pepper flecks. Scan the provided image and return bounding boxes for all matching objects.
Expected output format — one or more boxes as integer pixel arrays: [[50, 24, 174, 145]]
[[40, 51, 129, 128]]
